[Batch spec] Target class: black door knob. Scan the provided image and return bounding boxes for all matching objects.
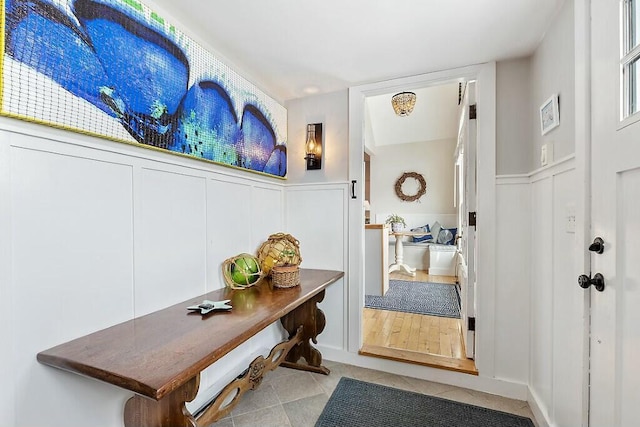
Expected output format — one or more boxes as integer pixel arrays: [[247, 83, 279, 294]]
[[589, 237, 605, 254], [578, 273, 605, 292], [578, 274, 591, 289], [591, 273, 605, 292]]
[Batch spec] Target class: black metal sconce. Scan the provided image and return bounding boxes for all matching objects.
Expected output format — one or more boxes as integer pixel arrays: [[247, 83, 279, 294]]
[[304, 123, 322, 170]]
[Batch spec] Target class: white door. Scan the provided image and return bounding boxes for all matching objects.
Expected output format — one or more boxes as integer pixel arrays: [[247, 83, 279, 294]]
[[589, 1, 640, 425], [457, 81, 477, 359]]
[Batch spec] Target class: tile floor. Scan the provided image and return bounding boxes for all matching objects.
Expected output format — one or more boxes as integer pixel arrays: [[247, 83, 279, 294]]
[[207, 360, 537, 427]]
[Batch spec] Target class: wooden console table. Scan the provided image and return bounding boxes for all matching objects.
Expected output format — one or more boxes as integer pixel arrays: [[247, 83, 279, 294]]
[[37, 268, 343, 427]]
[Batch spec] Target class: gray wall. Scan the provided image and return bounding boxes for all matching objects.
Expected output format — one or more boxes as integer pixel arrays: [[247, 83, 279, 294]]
[[497, 57, 533, 175], [496, 0, 575, 175], [285, 90, 349, 184], [530, 0, 575, 169], [369, 138, 456, 220]]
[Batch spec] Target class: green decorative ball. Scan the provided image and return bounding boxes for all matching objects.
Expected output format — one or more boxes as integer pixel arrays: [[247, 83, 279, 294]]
[[230, 255, 260, 285]]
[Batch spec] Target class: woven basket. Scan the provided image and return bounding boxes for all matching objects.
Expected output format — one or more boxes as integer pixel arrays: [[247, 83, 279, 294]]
[[257, 233, 302, 276], [271, 265, 300, 288]]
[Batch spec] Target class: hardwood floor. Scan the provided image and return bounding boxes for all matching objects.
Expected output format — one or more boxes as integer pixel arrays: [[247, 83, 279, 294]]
[[360, 271, 478, 375], [362, 308, 463, 357]]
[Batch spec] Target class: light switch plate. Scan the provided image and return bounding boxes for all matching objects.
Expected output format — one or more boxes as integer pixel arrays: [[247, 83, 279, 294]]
[[566, 203, 576, 233], [541, 144, 548, 166]]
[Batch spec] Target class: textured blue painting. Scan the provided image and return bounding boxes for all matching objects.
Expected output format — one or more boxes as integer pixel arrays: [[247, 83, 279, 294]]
[[1, 0, 288, 178]]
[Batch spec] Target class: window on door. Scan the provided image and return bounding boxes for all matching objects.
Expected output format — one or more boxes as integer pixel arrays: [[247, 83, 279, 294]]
[[622, 0, 640, 118]]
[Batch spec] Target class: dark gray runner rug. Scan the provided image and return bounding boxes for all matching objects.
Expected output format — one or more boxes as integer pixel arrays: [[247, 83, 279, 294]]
[[315, 378, 535, 427], [365, 280, 460, 318]]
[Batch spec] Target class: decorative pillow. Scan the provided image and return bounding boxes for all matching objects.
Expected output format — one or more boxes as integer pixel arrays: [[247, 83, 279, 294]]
[[437, 227, 458, 245], [430, 221, 442, 243], [411, 225, 432, 242]]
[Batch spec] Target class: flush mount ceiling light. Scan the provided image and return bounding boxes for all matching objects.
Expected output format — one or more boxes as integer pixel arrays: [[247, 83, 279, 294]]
[[391, 91, 417, 117]]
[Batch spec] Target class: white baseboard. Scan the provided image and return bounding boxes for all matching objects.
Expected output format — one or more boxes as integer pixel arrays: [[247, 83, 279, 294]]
[[528, 388, 551, 427]]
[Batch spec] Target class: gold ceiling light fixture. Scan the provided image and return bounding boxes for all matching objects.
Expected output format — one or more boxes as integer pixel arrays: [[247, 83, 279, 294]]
[[391, 91, 417, 117]]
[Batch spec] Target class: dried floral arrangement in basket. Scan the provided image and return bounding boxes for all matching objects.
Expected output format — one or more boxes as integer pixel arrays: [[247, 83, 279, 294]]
[[257, 233, 302, 288]]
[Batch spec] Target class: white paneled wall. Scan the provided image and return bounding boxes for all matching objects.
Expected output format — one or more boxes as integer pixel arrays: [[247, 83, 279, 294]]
[[285, 184, 349, 351], [136, 168, 207, 316], [0, 132, 13, 426], [508, 157, 583, 427], [530, 175, 554, 410], [194, 179, 287, 411], [251, 185, 285, 249], [9, 138, 136, 427], [494, 177, 531, 384], [550, 167, 584, 426], [207, 178, 254, 279], [0, 123, 286, 427], [496, 158, 583, 427]]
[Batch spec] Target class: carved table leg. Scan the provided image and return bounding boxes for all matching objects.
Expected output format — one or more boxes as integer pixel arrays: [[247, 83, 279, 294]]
[[280, 290, 330, 375], [196, 327, 304, 426], [124, 375, 200, 427]]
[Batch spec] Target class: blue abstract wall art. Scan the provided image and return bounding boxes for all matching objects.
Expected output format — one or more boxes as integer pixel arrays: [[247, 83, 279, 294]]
[[1, 0, 288, 178]]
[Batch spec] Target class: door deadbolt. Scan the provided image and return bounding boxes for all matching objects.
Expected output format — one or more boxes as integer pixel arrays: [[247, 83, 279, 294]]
[[578, 273, 605, 292], [589, 237, 605, 254]]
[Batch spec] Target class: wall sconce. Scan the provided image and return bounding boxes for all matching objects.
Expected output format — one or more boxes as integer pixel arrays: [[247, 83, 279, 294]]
[[304, 123, 322, 170]]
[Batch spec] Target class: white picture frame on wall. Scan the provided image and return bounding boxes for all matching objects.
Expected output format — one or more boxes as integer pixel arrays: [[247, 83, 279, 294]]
[[540, 94, 560, 135]]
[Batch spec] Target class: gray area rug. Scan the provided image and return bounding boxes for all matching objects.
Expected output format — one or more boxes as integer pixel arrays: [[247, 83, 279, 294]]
[[315, 378, 535, 427], [365, 280, 460, 318]]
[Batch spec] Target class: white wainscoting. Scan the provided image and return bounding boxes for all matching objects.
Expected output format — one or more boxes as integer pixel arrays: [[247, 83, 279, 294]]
[[499, 155, 583, 427], [495, 175, 531, 384], [0, 120, 286, 427], [285, 183, 349, 352]]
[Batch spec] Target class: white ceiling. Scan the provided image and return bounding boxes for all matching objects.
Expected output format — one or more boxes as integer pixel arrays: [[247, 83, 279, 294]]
[[149, 0, 564, 102], [366, 83, 460, 147]]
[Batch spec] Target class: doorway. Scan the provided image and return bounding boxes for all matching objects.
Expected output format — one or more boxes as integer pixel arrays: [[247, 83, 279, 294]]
[[361, 270, 476, 374], [359, 81, 476, 374], [347, 63, 497, 378]]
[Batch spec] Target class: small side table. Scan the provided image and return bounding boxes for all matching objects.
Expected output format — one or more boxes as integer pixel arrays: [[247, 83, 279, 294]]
[[388, 231, 430, 276]]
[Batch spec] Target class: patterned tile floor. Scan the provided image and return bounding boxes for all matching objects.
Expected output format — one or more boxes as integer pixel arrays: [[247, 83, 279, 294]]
[[207, 360, 537, 427]]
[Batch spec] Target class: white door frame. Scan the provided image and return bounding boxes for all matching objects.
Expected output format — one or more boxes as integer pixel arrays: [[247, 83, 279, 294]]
[[347, 63, 497, 377], [457, 81, 477, 359], [574, 1, 591, 425]]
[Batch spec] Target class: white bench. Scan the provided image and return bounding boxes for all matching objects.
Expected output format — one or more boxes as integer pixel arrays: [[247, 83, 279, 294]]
[[394, 241, 458, 276], [375, 213, 458, 276]]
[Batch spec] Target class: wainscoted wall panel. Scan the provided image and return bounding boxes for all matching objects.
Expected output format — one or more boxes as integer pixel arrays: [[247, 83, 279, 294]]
[[550, 167, 581, 426], [285, 184, 348, 351], [495, 157, 581, 427], [252, 185, 285, 250], [9, 142, 136, 426], [194, 178, 287, 409], [0, 132, 13, 425], [520, 157, 580, 427], [0, 121, 286, 427], [207, 178, 254, 286], [10, 145, 136, 331], [136, 168, 207, 316], [530, 175, 554, 417], [494, 178, 530, 384]]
